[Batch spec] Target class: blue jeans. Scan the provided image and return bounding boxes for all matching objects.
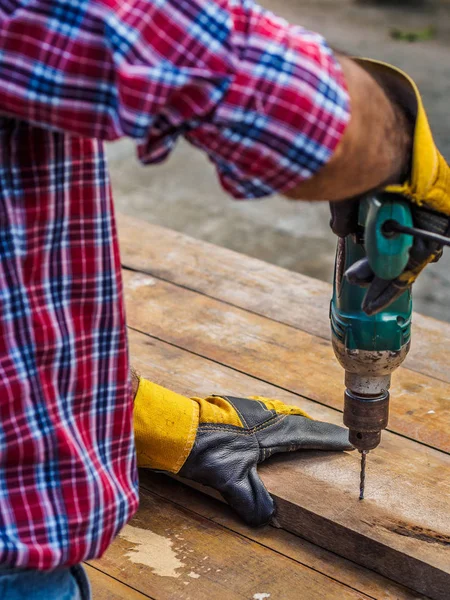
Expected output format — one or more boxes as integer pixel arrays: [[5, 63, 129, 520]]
[[0, 564, 91, 599]]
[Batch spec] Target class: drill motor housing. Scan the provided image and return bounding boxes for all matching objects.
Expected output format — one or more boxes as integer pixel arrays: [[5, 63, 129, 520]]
[[330, 193, 413, 453]]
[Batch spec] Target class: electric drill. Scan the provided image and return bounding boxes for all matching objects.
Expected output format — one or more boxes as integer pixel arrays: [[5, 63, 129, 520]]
[[330, 192, 414, 499]]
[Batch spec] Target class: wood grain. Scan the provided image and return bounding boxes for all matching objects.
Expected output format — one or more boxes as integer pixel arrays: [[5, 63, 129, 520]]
[[140, 472, 425, 600], [123, 270, 450, 454], [118, 214, 450, 385], [93, 485, 371, 600], [84, 565, 152, 600], [129, 329, 450, 600]]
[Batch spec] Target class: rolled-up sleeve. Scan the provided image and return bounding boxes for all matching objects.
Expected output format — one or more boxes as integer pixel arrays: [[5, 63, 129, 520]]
[[0, 0, 349, 198], [184, 3, 350, 197]]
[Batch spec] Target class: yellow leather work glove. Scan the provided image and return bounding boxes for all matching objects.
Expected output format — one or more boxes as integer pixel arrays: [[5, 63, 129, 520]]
[[331, 59, 450, 315], [134, 378, 352, 526], [366, 61, 450, 216]]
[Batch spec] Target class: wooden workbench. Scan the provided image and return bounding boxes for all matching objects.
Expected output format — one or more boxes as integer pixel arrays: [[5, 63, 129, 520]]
[[88, 214, 450, 600]]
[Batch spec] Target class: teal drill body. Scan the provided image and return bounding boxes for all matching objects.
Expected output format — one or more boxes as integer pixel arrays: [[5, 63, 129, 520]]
[[331, 194, 413, 353], [330, 193, 414, 497]]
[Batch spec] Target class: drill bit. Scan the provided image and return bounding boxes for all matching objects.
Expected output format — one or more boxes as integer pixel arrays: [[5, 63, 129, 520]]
[[359, 450, 368, 500]]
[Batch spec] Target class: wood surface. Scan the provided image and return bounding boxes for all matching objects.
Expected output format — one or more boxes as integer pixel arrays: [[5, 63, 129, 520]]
[[123, 270, 450, 454], [84, 564, 152, 600], [128, 328, 450, 599], [118, 214, 450, 385], [140, 472, 424, 600], [116, 216, 450, 599], [92, 485, 373, 600]]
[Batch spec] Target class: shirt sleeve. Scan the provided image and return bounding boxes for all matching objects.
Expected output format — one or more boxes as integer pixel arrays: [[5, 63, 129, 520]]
[[0, 0, 350, 198]]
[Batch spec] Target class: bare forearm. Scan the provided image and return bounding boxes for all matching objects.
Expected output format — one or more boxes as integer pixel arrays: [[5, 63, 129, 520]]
[[285, 56, 412, 202]]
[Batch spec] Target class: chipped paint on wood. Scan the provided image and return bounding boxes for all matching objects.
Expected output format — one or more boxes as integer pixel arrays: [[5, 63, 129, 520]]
[[119, 524, 185, 577], [127, 273, 156, 290]]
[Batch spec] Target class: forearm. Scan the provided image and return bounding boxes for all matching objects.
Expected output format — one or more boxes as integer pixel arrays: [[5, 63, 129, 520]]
[[285, 56, 413, 202]]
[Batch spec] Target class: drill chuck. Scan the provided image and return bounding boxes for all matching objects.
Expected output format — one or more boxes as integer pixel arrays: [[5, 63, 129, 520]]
[[344, 387, 390, 452], [330, 194, 414, 497]]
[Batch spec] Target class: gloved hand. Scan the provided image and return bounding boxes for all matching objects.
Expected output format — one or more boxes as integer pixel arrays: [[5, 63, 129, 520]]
[[134, 378, 352, 526], [330, 59, 450, 315]]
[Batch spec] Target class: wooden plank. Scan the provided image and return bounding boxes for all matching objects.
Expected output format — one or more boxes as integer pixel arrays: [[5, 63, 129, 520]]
[[129, 329, 450, 599], [140, 471, 425, 600], [84, 564, 152, 600], [93, 485, 371, 600], [123, 270, 450, 454], [118, 214, 450, 385]]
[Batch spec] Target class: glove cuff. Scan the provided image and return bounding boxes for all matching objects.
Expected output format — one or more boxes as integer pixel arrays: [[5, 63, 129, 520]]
[[134, 379, 199, 473], [356, 58, 449, 216]]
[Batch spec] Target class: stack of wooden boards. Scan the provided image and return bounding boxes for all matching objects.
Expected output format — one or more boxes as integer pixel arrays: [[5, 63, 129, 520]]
[[90, 214, 450, 600]]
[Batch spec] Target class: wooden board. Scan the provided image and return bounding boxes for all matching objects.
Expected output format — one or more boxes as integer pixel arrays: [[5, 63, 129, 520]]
[[128, 328, 450, 599], [118, 214, 450, 385], [92, 485, 373, 600], [140, 472, 425, 600], [123, 270, 450, 454], [84, 564, 152, 600]]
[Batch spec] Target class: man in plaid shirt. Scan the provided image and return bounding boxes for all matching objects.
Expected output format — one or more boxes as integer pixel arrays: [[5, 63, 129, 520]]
[[0, 0, 448, 597]]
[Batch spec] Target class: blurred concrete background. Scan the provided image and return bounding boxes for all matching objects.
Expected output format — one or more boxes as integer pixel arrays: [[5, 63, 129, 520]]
[[108, 0, 450, 322]]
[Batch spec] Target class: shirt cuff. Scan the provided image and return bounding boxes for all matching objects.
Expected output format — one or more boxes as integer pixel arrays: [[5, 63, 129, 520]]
[[186, 16, 350, 199]]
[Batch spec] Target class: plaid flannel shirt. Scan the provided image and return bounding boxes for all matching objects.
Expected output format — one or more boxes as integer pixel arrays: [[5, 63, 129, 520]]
[[0, 0, 349, 568]]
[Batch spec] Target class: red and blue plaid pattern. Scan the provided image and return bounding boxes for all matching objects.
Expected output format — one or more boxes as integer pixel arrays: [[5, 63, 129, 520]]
[[0, 0, 349, 568]]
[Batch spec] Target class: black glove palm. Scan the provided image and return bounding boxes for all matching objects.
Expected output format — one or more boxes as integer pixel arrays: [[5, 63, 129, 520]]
[[179, 395, 352, 526]]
